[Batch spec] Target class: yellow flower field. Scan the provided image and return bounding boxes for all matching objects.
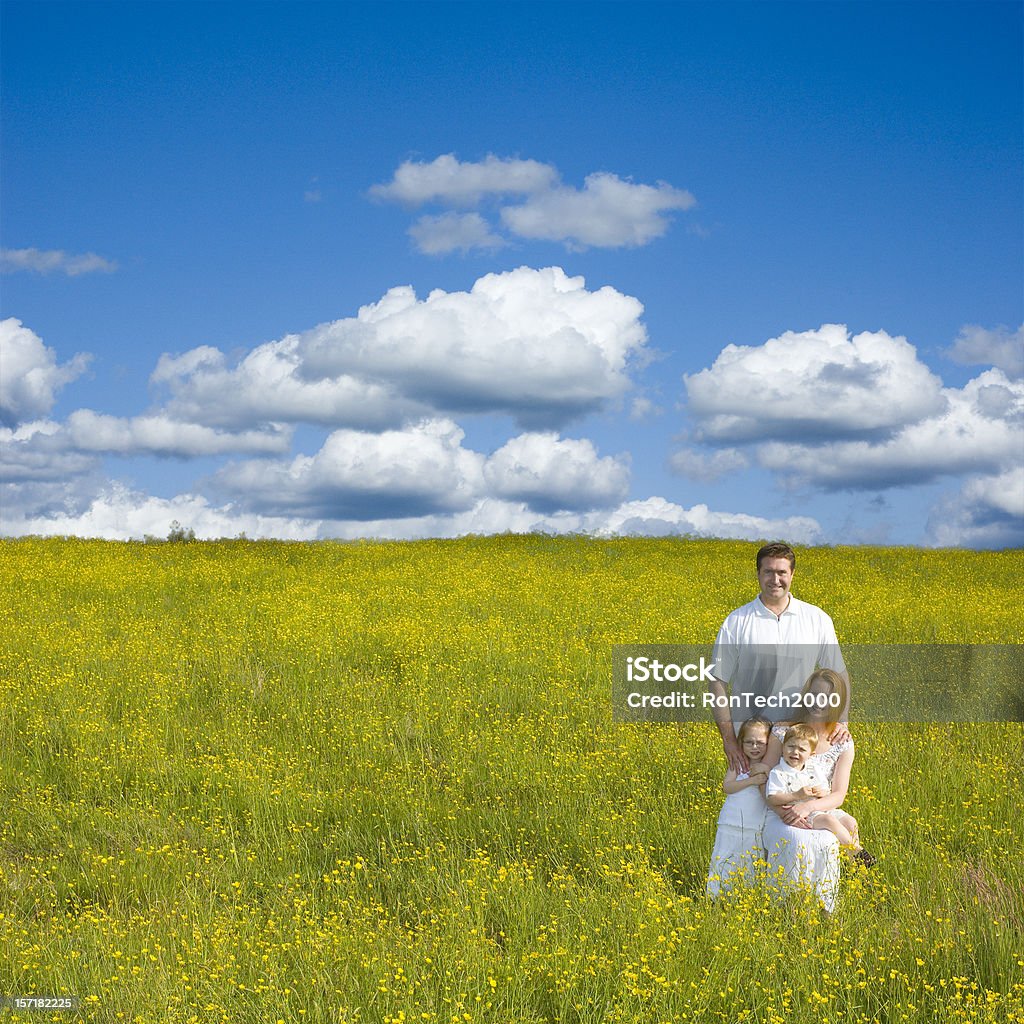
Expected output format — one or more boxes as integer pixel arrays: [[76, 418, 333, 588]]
[[0, 536, 1021, 1023]]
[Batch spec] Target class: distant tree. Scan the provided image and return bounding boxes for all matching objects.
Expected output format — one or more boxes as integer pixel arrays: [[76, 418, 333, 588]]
[[166, 520, 196, 543]]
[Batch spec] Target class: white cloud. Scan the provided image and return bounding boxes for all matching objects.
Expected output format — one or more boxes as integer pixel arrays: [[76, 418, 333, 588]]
[[155, 268, 646, 431], [2, 481, 824, 545], [501, 172, 696, 249], [926, 467, 1024, 549], [0, 319, 90, 426], [213, 418, 486, 520], [947, 323, 1023, 379], [669, 446, 749, 482], [370, 153, 557, 205], [296, 266, 647, 428], [1, 410, 291, 483], [214, 419, 632, 521], [372, 155, 696, 251], [590, 496, 823, 544], [484, 433, 629, 512], [629, 397, 660, 420], [684, 324, 947, 443], [65, 411, 292, 457], [152, 337, 422, 431], [0, 421, 98, 482], [0, 482, 318, 541], [757, 369, 1024, 490], [0, 248, 118, 276], [408, 212, 507, 255]]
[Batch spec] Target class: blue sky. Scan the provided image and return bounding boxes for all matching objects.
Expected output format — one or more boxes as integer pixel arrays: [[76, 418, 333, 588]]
[[2, 0, 1021, 546]]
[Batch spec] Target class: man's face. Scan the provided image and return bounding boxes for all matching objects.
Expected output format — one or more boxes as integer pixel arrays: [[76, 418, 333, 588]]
[[757, 556, 793, 603]]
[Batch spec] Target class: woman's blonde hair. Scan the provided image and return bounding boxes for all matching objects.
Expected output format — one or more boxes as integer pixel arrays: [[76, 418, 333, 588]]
[[794, 667, 849, 735]]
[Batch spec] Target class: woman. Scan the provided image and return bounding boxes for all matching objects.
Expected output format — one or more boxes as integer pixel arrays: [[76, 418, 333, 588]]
[[759, 668, 853, 913]]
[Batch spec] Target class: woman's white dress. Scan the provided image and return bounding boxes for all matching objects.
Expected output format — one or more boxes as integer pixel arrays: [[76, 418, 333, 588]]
[[761, 725, 851, 912], [706, 773, 767, 898]]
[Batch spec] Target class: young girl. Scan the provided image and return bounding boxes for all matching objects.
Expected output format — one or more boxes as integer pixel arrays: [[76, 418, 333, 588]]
[[706, 715, 772, 898]]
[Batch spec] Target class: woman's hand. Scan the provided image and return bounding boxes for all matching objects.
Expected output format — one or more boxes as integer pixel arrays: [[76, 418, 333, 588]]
[[828, 722, 852, 745], [778, 803, 812, 829]]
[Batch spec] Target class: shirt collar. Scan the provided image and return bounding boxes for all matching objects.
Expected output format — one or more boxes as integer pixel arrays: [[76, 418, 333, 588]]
[[755, 594, 796, 616]]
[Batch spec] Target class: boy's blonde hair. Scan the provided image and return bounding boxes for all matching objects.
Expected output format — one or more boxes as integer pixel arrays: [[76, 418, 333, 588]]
[[782, 722, 818, 751]]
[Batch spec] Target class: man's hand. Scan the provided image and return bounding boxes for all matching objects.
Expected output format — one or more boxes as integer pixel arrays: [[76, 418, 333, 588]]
[[722, 735, 748, 775], [778, 804, 812, 829]]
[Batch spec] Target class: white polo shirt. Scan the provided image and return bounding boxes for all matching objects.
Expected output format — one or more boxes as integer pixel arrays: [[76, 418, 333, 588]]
[[712, 594, 846, 719]]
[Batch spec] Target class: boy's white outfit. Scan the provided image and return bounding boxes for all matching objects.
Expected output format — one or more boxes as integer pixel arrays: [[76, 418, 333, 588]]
[[706, 773, 767, 898], [766, 758, 831, 822]]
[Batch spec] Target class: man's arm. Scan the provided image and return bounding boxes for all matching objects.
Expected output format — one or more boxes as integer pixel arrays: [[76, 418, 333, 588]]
[[708, 674, 746, 773]]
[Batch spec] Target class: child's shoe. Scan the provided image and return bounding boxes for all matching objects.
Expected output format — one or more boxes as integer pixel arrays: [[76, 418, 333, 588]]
[[852, 848, 877, 868]]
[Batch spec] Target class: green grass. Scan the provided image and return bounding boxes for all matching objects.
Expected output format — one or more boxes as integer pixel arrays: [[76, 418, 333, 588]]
[[0, 536, 1021, 1023]]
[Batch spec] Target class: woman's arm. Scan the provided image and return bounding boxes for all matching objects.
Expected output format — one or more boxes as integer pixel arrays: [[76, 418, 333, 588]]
[[795, 746, 854, 814]]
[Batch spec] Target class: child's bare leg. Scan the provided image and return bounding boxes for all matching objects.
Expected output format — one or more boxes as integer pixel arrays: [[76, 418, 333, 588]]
[[835, 811, 860, 847], [811, 813, 856, 847]]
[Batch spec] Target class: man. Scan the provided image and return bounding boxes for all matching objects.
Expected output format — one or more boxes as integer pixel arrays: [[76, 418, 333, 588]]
[[709, 541, 848, 774]]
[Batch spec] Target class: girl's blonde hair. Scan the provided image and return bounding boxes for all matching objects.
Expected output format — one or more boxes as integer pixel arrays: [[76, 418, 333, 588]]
[[794, 667, 849, 735], [737, 714, 772, 743]]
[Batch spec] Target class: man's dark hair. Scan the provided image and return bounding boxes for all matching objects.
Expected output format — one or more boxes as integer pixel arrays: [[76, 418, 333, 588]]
[[756, 542, 795, 571]]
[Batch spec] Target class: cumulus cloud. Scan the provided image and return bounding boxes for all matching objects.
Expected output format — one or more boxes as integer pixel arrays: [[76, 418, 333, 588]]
[[590, 496, 823, 544], [0, 421, 98, 482], [2, 479, 824, 545], [299, 267, 646, 426], [64, 411, 292, 457], [408, 212, 506, 255], [213, 419, 486, 520], [1, 410, 291, 489], [757, 369, 1024, 490], [213, 419, 631, 521], [501, 172, 696, 249], [370, 154, 557, 205], [0, 482, 318, 541], [371, 155, 695, 251], [158, 268, 647, 431], [152, 339, 422, 431], [947, 323, 1023, 379], [0, 248, 118, 276], [926, 468, 1024, 549], [483, 433, 629, 512], [0, 319, 90, 426], [684, 324, 947, 444]]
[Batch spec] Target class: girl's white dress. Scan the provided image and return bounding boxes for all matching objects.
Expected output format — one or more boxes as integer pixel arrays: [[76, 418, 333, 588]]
[[706, 772, 767, 898], [762, 725, 852, 912]]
